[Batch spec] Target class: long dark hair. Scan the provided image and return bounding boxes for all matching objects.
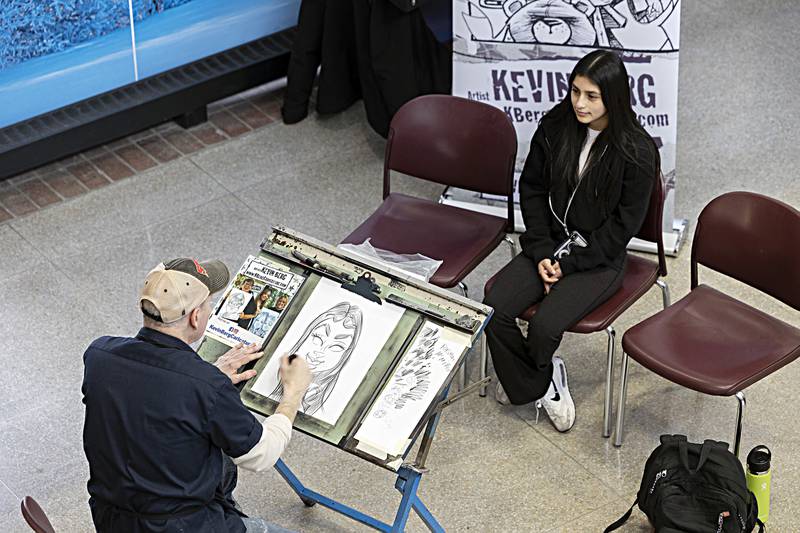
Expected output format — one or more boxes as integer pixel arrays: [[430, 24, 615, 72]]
[[543, 50, 659, 201]]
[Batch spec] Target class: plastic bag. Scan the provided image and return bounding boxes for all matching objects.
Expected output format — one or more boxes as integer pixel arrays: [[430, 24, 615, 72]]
[[337, 239, 442, 282]]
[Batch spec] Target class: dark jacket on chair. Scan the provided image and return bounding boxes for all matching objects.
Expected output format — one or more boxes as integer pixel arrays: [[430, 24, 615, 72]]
[[518, 119, 656, 275]]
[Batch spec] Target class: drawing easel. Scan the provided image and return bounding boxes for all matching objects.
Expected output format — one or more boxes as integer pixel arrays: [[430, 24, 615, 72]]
[[198, 226, 493, 532]]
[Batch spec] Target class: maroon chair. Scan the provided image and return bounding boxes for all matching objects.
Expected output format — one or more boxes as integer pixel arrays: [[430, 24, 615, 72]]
[[21, 496, 56, 533], [481, 174, 669, 438], [614, 192, 800, 456], [341, 94, 518, 296]]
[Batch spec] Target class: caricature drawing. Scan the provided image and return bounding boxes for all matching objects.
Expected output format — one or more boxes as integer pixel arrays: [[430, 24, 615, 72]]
[[464, 0, 679, 51], [249, 308, 279, 338], [220, 290, 247, 321], [372, 326, 455, 418], [270, 302, 363, 415]]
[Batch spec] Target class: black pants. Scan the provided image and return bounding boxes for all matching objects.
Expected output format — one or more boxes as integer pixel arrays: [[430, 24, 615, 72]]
[[484, 254, 625, 404]]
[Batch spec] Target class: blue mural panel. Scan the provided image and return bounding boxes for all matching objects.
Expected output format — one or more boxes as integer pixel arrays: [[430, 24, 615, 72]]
[[0, 0, 300, 128], [133, 0, 300, 81]]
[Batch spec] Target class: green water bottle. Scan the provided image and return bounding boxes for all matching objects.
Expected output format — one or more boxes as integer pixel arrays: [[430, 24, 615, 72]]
[[746, 445, 771, 523]]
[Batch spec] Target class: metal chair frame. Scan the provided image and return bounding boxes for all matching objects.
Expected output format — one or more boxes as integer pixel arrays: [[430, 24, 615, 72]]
[[479, 279, 670, 437], [612, 192, 800, 457]]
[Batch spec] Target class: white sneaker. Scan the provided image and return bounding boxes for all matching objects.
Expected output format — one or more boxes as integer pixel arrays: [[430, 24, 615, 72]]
[[495, 380, 511, 405], [536, 356, 575, 432]]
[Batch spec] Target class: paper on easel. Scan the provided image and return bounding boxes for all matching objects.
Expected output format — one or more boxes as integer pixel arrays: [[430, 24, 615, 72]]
[[251, 277, 405, 427], [354, 321, 470, 456], [355, 439, 388, 461], [355, 438, 412, 471]]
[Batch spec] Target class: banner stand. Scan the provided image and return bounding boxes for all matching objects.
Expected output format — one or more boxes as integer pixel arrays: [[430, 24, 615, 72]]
[[450, 0, 686, 257]]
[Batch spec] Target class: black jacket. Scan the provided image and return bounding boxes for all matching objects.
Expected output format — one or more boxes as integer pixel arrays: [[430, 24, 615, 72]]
[[518, 119, 656, 275]]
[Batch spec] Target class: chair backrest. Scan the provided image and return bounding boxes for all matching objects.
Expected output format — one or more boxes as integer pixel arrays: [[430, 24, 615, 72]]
[[691, 191, 800, 311], [21, 496, 56, 533], [383, 95, 517, 228], [635, 171, 668, 277]]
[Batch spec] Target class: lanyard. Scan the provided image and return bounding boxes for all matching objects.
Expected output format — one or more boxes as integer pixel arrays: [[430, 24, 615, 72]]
[[548, 144, 607, 236]]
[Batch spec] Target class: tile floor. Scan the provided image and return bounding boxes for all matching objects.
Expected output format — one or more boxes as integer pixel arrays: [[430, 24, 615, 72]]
[[1, 1, 799, 531]]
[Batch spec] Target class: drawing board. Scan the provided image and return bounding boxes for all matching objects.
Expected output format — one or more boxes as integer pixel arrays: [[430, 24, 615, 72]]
[[251, 277, 405, 426]]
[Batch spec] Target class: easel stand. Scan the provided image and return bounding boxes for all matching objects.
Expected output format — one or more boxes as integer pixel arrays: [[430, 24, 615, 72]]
[[273, 378, 490, 532]]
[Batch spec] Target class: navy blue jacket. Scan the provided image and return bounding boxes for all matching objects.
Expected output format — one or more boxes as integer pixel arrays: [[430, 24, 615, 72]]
[[82, 328, 262, 532]]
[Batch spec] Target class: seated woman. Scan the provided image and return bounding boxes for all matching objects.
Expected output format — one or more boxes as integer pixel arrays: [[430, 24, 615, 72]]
[[484, 50, 660, 432]]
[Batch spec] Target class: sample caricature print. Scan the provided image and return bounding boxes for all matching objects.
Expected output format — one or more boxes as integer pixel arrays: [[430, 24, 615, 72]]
[[355, 321, 469, 456], [204, 255, 305, 347]]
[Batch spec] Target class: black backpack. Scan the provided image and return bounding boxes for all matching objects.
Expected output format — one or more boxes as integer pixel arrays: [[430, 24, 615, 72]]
[[605, 435, 764, 533]]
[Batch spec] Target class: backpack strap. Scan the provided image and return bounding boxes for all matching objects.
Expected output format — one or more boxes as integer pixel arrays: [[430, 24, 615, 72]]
[[679, 439, 713, 474], [603, 498, 637, 533]]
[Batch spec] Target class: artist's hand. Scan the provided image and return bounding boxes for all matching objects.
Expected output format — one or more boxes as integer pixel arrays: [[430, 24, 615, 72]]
[[538, 259, 562, 284], [279, 354, 312, 399], [215, 343, 263, 384]]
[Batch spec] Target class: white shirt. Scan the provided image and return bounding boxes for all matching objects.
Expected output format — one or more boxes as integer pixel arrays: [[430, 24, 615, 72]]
[[578, 127, 601, 177], [232, 414, 292, 472]]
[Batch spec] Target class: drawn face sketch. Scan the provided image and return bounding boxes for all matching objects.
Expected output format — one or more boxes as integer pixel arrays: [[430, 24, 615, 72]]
[[221, 291, 246, 320], [298, 316, 356, 373], [270, 302, 362, 415], [250, 309, 278, 337]]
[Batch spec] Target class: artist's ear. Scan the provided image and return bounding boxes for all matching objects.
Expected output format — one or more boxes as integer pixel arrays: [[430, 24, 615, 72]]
[[188, 307, 201, 329]]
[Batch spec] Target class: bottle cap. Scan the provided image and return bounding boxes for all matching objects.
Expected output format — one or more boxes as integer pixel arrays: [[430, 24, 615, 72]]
[[747, 445, 771, 474]]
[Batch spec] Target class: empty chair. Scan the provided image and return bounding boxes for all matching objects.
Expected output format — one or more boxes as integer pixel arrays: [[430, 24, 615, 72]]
[[481, 174, 669, 437], [614, 191, 800, 456], [341, 94, 518, 295], [21, 496, 56, 533]]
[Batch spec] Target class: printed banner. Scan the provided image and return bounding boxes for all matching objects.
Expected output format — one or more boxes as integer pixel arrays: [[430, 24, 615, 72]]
[[205, 255, 305, 347], [453, 0, 681, 231]]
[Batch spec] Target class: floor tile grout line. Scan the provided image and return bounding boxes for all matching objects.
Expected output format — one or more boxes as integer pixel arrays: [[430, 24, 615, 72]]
[[0, 478, 20, 500], [539, 493, 635, 533], [223, 136, 383, 203], [184, 156, 234, 195], [5, 223, 56, 277], [6, 156, 237, 267], [512, 408, 634, 501], [0, 99, 289, 228], [51, 192, 238, 270]]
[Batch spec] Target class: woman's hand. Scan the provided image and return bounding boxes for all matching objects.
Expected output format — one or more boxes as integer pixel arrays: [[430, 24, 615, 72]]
[[538, 258, 562, 282], [538, 259, 563, 293]]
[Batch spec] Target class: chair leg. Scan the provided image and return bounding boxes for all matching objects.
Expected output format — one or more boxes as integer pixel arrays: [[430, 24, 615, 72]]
[[479, 333, 488, 397], [656, 279, 671, 308], [504, 235, 518, 259], [734, 391, 746, 458], [613, 352, 631, 447], [603, 326, 616, 438], [456, 281, 469, 391]]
